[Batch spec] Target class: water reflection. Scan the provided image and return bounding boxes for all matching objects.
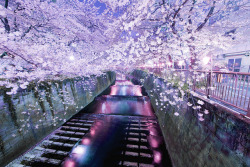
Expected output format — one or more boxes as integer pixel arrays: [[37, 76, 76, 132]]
[[63, 116, 126, 167], [63, 114, 171, 167], [63, 80, 172, 167], [110, 85, 143, 96], [1, 73, 116, 166], [153, 150, 162, 164], [0, 134, 4, 154], [86, 96, 154, 116], [3, 90, 19, 128], [114, 80, 134, 85]]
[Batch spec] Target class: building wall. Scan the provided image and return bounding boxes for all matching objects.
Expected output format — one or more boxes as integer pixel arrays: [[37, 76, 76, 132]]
[[214, 54, 250, 72], [225, 55, 250, 72], [213, 27, 250, 73]]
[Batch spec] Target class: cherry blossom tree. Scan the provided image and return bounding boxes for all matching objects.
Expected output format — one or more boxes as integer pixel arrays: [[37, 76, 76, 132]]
[[108, 0, 250, 120], [0, 0, 124, 93], [113, 0, 250, 69], [0, 0, 249, 95]]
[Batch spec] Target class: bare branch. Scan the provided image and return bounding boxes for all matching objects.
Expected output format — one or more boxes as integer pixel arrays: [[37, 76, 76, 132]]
[[5, 0, 8, 8], [171, 0, 190, 34], [196, 1, 216, 32], [0, 46, 38, 67]]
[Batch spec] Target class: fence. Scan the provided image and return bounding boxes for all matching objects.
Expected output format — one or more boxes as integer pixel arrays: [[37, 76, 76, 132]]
[[138, 67, 250, 117]]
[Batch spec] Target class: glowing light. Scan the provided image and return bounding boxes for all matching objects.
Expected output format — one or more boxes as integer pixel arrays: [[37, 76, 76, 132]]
[[199, 117, 205, 121], [174, 112, 179, 116], [202, 57, 210, 65], [72, 145, 86, 155], [148, 135, 160, 148], [178, 61, 184, 66], [110, 86, 118, 95], [101, 102, 106, 113], [115, 80, 133, 85], [82, 138, 91, 145], [71, 43, 77, 47], [146, 60, 153, 65], [63, 159, 76, 167], [71, 145, 87, 159], [149, 127, 158, 136], [167, 62, 172, 66], [135, 87, 143, 96], [121, 86, 127, 95], [90, 129, 96, 136], [153, 151, 162, 164], [69, 56, 75, 61]]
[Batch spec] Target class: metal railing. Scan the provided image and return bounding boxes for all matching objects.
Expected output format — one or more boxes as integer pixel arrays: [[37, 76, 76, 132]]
[[138, 67, 250, 117], [193, 71, 250, 115]]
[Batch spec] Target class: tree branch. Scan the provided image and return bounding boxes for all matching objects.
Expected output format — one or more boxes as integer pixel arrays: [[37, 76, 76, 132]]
[[21, 26, 33, 39], [188, 0, 196, 25], [0, 46, 38, 67], [171, 0, 190, 34], [151, 0, 166, 14], [196, 1, 216, 32], [0, 0, 10, 33], [2, 18, 10, 33], [5, 0, 8, 8]]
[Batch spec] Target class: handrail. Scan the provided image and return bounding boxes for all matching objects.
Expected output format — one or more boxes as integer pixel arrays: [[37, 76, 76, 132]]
[[145, 68, 250, 75], [136, 67, 250, 117]]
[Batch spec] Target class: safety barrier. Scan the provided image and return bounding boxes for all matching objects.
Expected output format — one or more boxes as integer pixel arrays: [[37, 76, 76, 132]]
[[137, 67, 250, 117]]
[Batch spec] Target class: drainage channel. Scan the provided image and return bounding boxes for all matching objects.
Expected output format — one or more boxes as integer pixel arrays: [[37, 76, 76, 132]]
[[8, 80, 172, 167]]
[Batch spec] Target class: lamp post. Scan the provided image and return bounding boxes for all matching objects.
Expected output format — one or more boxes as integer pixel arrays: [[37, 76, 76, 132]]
[[202, 56, 212, 98], [178, 60, 184, 71]]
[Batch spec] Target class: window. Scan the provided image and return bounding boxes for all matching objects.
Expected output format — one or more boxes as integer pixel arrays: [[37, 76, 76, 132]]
[[228, 58, 242, 72], [228, 59, 234, 71]]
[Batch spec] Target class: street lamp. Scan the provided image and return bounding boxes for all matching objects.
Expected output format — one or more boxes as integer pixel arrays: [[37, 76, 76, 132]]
[[202, 57, 210, 65], [201, 56, 213, 98], [178, 60, 184, 66], [167, 62, 171, 69], [69, 56, 75, 61], [178, 60, 184, 70]]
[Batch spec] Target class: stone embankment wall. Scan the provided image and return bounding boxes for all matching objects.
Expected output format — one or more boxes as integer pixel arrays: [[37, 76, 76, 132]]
[[0, 72, 115, 166], [130, 70, 249, 167]]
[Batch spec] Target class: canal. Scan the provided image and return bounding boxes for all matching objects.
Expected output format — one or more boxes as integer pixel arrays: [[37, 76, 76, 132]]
[[9, 80, 172, 167]]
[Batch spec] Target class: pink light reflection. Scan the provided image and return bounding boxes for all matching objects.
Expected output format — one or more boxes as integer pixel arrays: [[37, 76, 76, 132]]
[[110, 85, 143, 96], [148, 134, 162, 148], [63, 159, 76, 167], [90, 129, 96, 136], [110, 86, 118, 95], [115, 80, 133, 85], [148, 127, 159, 136], [82, 138, 91, 145], [153, 151, 162, 164], [142, 100, 154, 116], [71, 145, 87, 159], [101, 102, 107, 113], [134, 86, 143, 96]]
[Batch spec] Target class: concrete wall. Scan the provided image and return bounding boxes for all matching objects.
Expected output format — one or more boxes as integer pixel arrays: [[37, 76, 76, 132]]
[[130, 70, 249, 167], [0, 72, 116, 166]]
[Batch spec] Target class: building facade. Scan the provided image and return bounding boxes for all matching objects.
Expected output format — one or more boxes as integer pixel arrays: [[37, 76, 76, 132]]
[[214, 50, 250, 73]]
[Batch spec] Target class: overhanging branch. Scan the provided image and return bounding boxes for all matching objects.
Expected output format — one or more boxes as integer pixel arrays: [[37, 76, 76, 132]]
[[0, 46, 38, 67], [196, 1, 216, 32], [171, 0, 190, 34]]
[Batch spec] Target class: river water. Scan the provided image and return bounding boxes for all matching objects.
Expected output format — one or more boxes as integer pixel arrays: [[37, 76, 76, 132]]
[[10, 80, 172, 167]]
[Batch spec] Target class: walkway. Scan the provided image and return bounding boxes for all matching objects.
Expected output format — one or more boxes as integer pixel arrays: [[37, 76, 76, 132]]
[[10, 80, 172, 167]]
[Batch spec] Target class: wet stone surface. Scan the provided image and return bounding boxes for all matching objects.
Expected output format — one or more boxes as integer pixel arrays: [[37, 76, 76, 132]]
[[8, 80, 172, 167]]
